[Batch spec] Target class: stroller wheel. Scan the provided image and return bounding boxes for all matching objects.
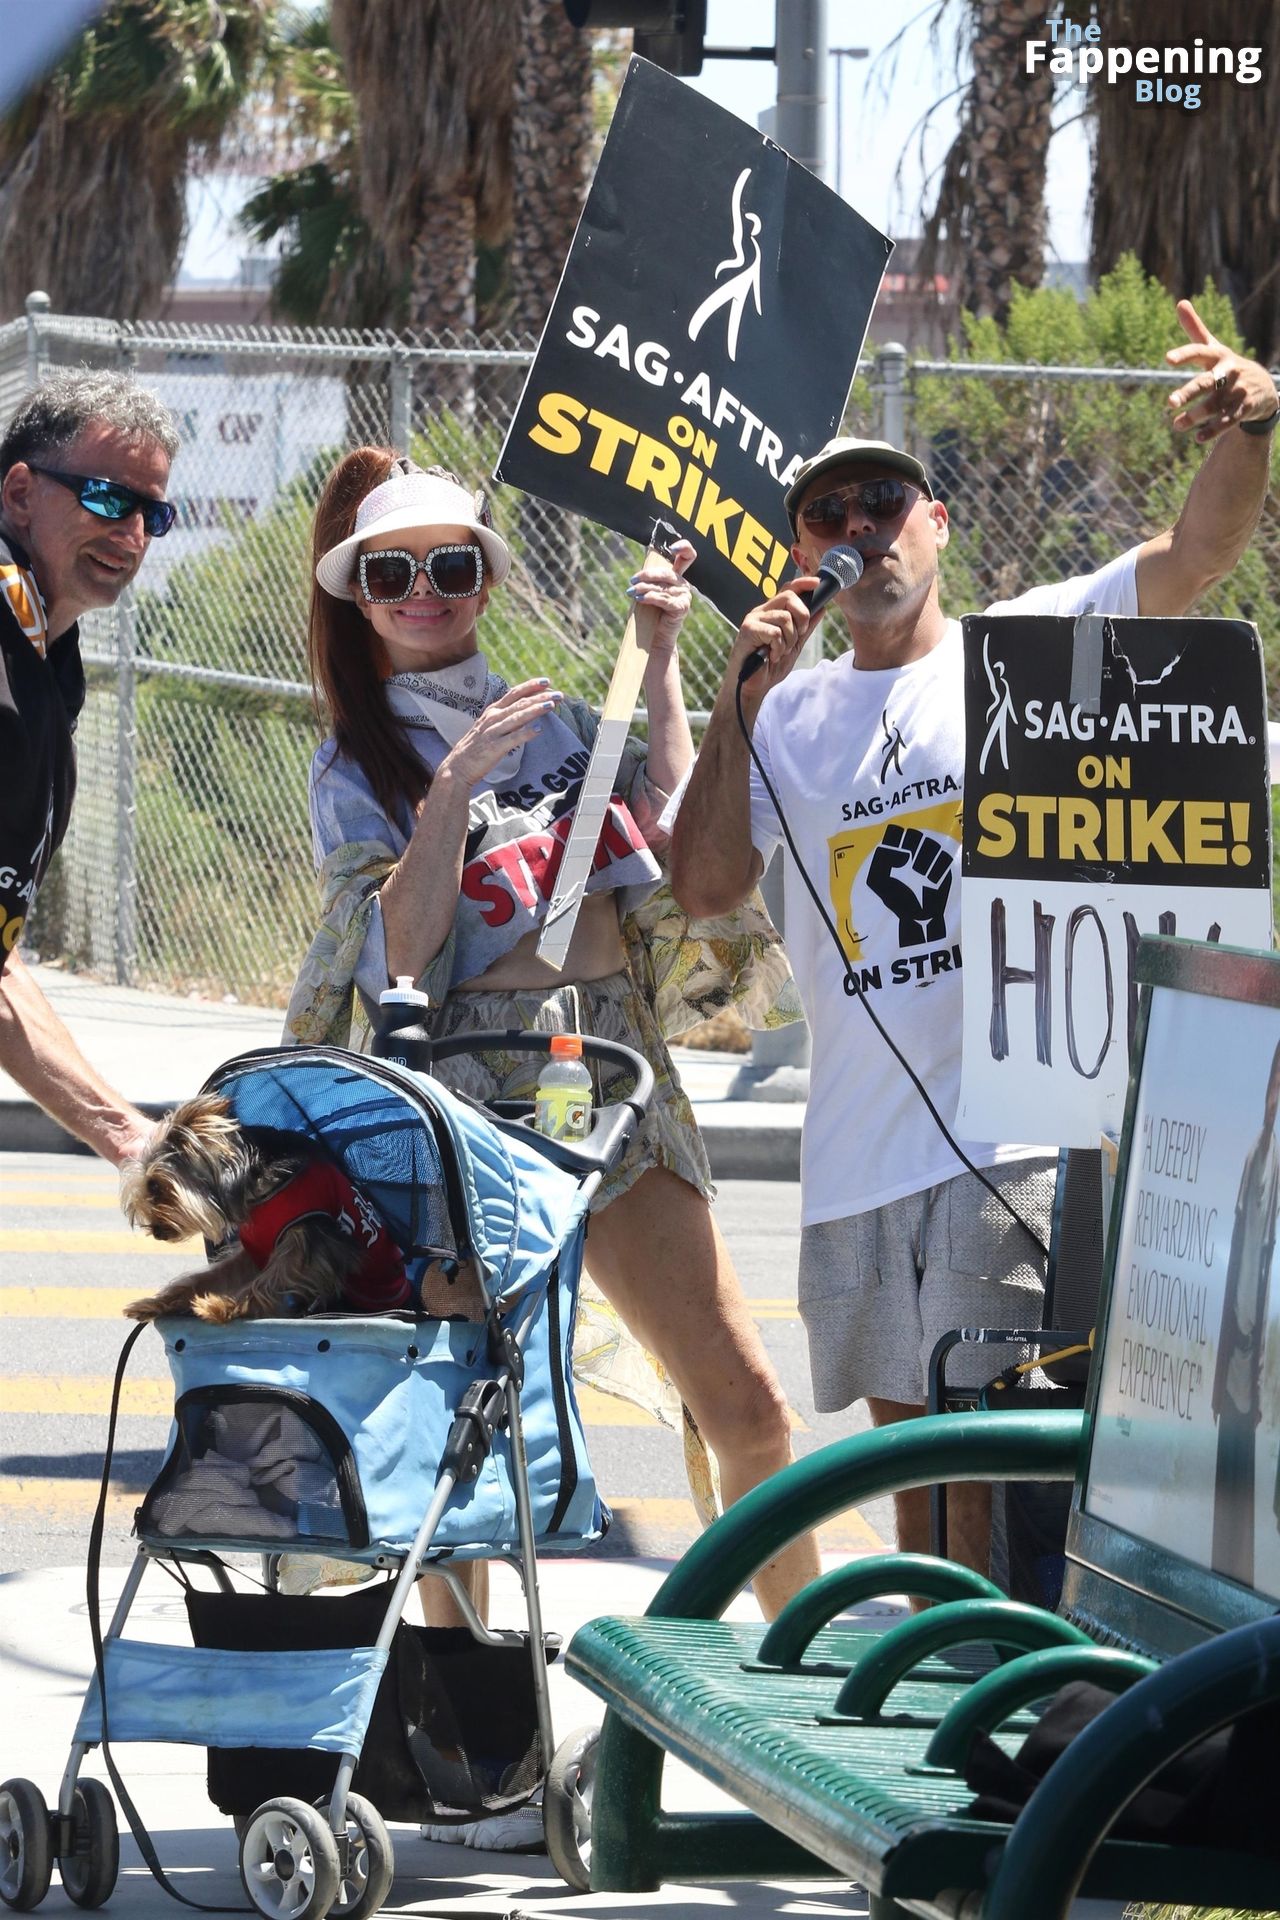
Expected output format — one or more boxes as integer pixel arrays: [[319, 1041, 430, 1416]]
[[543, 1724, 599, 1893], [57, 1781, 118, 1909], [239, 1797, 340, 1920], [0, 1779, 52, 1912], [326, 1794, 393, 1920]]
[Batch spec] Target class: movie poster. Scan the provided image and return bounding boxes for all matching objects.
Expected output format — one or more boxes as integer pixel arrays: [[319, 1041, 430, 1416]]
[[956, 612, 1272, 1147], [1087, 976, 1280, 1601], [496, 57, 891, 626]]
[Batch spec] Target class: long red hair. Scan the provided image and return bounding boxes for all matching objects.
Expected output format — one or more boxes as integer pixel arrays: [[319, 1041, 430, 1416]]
[[307, 445, 433, 819]]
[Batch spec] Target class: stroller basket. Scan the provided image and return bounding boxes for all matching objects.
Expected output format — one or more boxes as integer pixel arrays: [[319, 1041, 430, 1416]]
[[75, 1587, 547, 1826]]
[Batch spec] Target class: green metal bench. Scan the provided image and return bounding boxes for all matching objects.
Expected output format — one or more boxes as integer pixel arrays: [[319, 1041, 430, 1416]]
[[564, 937, 1280, 1917]]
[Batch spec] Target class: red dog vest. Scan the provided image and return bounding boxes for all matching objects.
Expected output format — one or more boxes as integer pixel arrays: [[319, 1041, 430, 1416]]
[[239, 1161, 411, 1312]]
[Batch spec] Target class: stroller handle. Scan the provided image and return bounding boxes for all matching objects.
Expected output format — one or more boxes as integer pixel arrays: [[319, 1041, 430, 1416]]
[[376, 1027, 656, 1179]]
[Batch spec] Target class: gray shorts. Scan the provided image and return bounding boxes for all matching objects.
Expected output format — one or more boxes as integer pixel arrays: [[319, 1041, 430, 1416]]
[[798, 1158, 1057, 1411]]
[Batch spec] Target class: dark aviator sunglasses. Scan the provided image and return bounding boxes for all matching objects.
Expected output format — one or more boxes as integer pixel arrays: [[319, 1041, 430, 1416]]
[[31, 466, 177, 538], [800, 477, 919, 531], [358, 543, 485, 604]]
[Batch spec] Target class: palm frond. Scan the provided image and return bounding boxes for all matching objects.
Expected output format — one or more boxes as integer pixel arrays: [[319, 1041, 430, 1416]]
[[0, 0, 272, 317], [1088, 0, 1280, 362]]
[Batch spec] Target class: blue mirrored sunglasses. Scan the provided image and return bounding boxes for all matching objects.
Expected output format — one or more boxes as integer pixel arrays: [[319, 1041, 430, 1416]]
[[31, 466, 177, 538]]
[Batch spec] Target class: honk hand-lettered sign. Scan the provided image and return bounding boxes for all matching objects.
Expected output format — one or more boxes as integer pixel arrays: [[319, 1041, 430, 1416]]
[[495, 57, 891, 626], [956, 613, 1272, 1147]]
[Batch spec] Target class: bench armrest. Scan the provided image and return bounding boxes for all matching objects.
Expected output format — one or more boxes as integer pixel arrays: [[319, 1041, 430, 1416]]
[[827, 1600, 1093, 1721], [648, 1410, 1084, 1622], [984, 1614, 1280, 1920], [924, 1646, 1154, 1770], [756, 1553, 1002, 1668]]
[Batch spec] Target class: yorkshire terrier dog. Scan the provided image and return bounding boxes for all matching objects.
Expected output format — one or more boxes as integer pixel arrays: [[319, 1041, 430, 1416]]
[[120, 1093, 413, 1324]]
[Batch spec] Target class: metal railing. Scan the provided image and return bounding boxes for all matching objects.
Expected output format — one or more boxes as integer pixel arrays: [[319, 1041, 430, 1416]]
[[16, 295, 1278, 1007]]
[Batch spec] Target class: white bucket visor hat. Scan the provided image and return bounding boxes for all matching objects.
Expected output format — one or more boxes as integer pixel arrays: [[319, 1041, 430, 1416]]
[[315, 470, 512, 600]]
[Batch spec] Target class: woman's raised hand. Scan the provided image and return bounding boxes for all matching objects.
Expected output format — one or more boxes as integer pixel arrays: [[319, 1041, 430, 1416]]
[[627, 537, 696, 655], [436, 678, 561, 791]]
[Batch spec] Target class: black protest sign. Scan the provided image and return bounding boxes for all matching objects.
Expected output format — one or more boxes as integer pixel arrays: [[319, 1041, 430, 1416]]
[[495, 57, 891, 627], [956, 613, 1272, 1147]]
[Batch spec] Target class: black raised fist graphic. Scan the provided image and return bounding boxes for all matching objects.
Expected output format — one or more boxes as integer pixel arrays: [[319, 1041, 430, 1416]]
[[867, 825, 954, 947]]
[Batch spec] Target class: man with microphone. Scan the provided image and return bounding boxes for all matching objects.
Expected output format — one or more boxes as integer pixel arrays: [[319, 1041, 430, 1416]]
[[669, 298, 1277, 1578]]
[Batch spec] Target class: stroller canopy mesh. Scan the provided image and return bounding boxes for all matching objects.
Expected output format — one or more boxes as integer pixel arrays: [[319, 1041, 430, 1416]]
[[207, 1048, 591, 1308]]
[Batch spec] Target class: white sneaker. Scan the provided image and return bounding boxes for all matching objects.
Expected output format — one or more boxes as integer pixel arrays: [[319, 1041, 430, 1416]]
[[420, 1793, 545, 1854]]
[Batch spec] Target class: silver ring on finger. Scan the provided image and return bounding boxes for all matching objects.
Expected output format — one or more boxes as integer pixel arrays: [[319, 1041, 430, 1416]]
[[1214, 373, 1228, 396]]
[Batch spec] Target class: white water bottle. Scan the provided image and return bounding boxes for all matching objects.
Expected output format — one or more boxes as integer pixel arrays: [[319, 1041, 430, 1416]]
[[534, 1034, 592, 1141], [374, 976, 433, 1074]]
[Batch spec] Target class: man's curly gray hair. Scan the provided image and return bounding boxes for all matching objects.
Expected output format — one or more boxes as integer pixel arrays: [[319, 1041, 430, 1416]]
[[0, 368, 180, 479]]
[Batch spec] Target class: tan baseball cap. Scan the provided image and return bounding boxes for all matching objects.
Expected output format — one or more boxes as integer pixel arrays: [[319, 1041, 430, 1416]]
[[784, 436, 934, 531]]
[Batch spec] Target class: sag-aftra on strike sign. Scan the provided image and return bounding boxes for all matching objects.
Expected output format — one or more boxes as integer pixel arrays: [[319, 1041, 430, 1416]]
[[956, 612, 1273, 1147], [496, 57, 891, 626]]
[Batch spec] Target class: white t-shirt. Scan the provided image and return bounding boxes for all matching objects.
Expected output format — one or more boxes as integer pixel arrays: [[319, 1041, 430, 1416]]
[[748, 548, 1140, 1226]]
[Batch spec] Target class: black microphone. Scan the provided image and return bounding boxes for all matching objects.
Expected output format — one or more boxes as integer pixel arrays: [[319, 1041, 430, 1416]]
[[737, 544, 864, 684]]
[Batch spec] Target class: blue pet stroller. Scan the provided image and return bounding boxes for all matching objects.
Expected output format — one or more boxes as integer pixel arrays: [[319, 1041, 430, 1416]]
[[0, 1029, 652, 1918]]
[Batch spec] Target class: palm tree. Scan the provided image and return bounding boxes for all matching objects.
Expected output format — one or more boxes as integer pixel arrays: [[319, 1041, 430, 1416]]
[[508, 0, 593, 340], [0, 0, 272, 320], [505, 1, 597, 625], [1088, 1, 1278, 364], [330, 0, 514, 417], [917, 0, 1056, 322], [239, 3, 400, 331]]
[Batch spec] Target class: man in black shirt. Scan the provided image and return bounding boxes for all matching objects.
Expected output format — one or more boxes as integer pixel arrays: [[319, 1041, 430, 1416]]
[[0, 370, 179, 1163]]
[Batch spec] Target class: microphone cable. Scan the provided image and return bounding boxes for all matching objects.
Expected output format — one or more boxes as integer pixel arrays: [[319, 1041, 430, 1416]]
[[733, 661, 1050, 1261]]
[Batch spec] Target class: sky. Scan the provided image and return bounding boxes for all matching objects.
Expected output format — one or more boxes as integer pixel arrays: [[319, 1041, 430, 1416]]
[[183, 0, 1094, 281], [685, 0, 1091, 263]]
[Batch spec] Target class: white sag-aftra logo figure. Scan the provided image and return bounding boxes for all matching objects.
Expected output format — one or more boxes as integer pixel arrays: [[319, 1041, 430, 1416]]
[[687, 167, 763, 364], [978, 631, 1018, 776]]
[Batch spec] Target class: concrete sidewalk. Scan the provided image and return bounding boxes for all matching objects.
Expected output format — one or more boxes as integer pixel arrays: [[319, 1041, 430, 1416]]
[[0, 1553, 870, 1919], [0, 965, 802, 1179], [0, 1553, 1127, 1919]]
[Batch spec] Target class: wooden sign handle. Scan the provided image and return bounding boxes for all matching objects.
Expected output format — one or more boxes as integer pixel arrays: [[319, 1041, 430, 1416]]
[[536, 530, 676, 970]]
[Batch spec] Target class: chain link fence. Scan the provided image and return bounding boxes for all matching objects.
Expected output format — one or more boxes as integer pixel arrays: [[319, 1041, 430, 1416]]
[[15, 295, 1278, 1008]]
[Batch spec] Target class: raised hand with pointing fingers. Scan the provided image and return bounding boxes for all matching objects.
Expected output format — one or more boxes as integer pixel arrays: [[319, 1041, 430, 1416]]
[[1167, 299, 1280, 444]]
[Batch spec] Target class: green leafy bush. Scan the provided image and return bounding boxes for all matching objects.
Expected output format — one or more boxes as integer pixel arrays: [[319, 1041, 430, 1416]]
[[905, 256, 1279, 698]]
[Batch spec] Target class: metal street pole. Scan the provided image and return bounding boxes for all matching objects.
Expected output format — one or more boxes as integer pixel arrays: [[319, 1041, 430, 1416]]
[[738, 2, 830, 1094], [831, 45, 869, 201], [773, 0, 828, 176]]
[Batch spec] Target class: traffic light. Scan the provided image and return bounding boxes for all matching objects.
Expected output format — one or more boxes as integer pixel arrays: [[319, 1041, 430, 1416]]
[[562, 1, 707, 77]]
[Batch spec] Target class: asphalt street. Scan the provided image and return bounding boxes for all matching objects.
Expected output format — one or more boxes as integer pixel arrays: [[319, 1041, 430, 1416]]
[[0, 1160, 893, 1573], [0, 1161, 1133, 1920]]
